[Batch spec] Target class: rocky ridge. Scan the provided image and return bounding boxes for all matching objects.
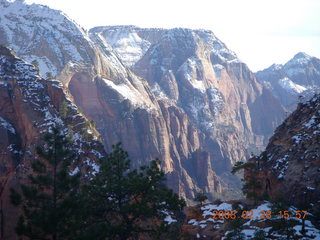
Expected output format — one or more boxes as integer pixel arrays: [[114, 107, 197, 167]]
[[247, 93, 320, 206], [0, 0, 286, 201], [256, 52, 320, 110], [0, 46, 105, 239]]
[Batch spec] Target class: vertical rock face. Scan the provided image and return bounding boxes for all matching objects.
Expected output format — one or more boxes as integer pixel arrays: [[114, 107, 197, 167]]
[[0, 46, 105, 239], [88, 26, 286, 200], [256, 52, 320, 110], [248, 94, 320, 206], [0, 0, 286, 201]]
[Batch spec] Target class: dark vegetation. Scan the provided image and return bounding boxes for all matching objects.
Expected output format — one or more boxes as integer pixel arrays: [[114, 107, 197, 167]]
[[10, 128, 185, 240]]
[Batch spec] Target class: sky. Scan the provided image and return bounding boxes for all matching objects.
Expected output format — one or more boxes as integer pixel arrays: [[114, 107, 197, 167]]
[[25, 0, 320, 71]]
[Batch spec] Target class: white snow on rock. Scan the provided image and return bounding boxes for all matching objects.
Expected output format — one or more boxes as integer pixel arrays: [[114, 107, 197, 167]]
[[69, 167, 80, 176], [164, 215, 177, 224], [278, 77, 307, 94], [292, 135, 302, 144], [286, 52, 312, 67], [100, 28, 151, 67], [0, 116, 16, 134], [180, 57, 206, 93], [304, 115, 317, 129], [201, 202, 233, 218], [102, 78, 152, 110], [24, 55, 58, 77], [0, 0, 94, 74]]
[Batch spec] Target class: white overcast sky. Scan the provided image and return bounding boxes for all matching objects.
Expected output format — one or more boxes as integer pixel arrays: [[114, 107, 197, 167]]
[[26, 0, 320, 71]]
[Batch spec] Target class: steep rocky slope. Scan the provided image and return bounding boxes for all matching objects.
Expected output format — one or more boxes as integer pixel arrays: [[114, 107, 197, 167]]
[[256, 52, 320, 110], [0, 0, 286, 201], [0, 46, 105, 239], [247, 93, 320, 206], [91, 25, 285, 182], [0, 0, 225, 200]]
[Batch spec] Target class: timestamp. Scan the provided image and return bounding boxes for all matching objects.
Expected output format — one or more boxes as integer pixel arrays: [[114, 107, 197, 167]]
[[211, 210, 308, 220]]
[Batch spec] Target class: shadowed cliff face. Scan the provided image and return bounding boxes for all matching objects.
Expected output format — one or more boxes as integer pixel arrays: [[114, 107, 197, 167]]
[[0, 0, 286, 201], [247, 93, 320, 206], [0, 46, 105, 239]]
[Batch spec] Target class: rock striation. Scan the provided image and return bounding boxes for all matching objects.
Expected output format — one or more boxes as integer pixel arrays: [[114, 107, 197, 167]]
[[0, 0, 286, 201]]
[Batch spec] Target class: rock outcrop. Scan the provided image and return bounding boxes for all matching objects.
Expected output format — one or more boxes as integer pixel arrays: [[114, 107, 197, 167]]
[[0, 46, 105, 239], [247, 93, 320, 206]]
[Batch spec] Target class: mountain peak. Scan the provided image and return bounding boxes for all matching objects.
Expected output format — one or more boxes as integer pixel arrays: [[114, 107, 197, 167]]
[[285, 52, 313, 67], [293, 52, 311, 60]]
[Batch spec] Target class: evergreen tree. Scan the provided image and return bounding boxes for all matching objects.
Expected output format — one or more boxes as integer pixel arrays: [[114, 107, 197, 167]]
[[10, 128, 81, 240], [269, 201, 300, 240], [59, 101, 69, 119], [194, 192, 208, 206], [225, 216, 246, 240], [252, 229, 267, 240], [46, 72, 53, 79], [77, 143, 185, 240], [231, 161, 261, 203]]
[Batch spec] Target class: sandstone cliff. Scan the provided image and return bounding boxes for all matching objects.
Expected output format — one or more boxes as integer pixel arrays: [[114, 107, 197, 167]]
[[0, 0, 286, 201], [0, 46, 105, 239], [247, 93, 320, 206]]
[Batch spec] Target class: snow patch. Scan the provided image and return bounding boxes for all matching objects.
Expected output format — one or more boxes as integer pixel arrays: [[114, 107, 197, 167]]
[[0, 116, 16, 134], [278, 77, 307, 94]]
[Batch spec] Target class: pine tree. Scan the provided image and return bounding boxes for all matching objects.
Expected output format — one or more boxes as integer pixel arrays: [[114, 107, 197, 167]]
[[77, 143, 185, 240], [269, 201, 300, 240], [252, 229, 267, 240], [225, 216, 246, 240], [59, 101, 69, 120], [10, 128, 81, 240], [194, 192, 208, 206], [231, 161, 261, 203], [46, 72, 53, 79]]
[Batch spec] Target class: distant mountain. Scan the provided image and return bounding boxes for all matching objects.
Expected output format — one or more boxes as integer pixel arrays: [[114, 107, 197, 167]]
[[91, 25, 285, 195], [256, 52, 320, 110], [0, 0, 286, 202]]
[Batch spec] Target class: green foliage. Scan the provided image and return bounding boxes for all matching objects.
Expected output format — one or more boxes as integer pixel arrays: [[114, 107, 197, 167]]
[[252, 229, 267, 240], [59, 101, 69, 119], [231, 161, 255, 175], [231, 161, 261, 202], [194, 191, 208, 206], [242, 178, 262, 201], [77, 143, 186, 240], [89, 120, 96, 128], [10, 128, 81, 240], [225, 217, 246, 240], [31, 60, 39, 70], [46, 72, 53, 79], [10, 130, 185, 240], [269, 201, 300, 240]]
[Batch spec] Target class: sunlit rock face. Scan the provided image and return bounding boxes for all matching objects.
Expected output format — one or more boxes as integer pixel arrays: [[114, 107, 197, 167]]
[[256, 52, 320, 110], [1, 0, 286, 202]]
